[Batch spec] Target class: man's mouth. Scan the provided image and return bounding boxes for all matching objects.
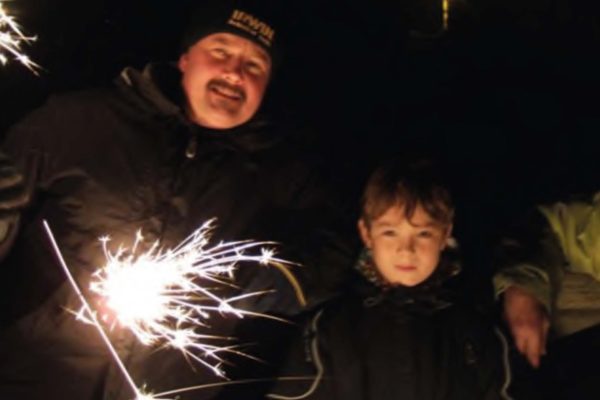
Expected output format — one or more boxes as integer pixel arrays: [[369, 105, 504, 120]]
[[208, 80, 245, 102]]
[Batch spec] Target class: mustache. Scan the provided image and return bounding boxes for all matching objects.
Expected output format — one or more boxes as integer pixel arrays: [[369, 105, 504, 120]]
[[207, 79, 246, 101]]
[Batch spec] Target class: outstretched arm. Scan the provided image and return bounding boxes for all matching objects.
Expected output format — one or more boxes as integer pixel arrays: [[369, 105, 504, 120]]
[[493, 208, 565, 368]]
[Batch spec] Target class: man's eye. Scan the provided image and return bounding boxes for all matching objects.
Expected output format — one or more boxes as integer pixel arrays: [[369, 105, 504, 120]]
[[245, 62, 265, 76], [211, 49, 228, 59], [382, 230, 396, 237]]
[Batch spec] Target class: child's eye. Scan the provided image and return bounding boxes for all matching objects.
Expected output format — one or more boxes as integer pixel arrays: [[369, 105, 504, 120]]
[[417, 230, 434, 238], [382, 230, 396, 237]]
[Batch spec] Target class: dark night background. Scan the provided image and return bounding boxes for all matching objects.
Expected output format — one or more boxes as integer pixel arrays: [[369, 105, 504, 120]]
[[1, 0, 599, 297]]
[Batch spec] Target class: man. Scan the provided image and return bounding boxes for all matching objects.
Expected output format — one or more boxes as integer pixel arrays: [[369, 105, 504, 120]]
[[493, 192, 600, 397], [0, 2, 352, 399]]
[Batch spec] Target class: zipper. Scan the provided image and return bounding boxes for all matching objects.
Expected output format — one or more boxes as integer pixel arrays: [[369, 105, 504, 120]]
[[185, 135, 197, 159]]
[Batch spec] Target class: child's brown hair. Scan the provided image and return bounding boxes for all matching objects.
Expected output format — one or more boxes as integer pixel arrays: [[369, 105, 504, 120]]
[[361, 159, 454, 227]]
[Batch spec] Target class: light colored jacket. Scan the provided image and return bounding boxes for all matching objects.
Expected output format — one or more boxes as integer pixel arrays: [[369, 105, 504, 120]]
[[493, 192, 600, 337]]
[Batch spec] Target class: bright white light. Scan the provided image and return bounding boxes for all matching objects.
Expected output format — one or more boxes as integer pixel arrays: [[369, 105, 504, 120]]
[[46, 219, 302, 399], [0, 1, 40, 74], [82, 220, 294, 376]]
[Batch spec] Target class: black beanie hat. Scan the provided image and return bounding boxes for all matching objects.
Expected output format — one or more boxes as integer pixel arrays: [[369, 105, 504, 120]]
[[180, 0, 282, 68]]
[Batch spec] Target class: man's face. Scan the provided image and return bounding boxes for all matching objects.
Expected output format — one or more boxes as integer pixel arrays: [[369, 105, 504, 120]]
[[358, 203, 451, 287], [178, 32, 272, 129]]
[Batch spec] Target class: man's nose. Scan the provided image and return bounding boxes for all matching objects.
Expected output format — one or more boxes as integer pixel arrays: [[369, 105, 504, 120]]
[[222, 57, 244, 84]]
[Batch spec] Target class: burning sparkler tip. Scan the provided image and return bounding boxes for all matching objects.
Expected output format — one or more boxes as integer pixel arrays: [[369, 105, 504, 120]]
[[46, 218, 302, 398], [76, 221, 298, 377], [259, 248, 276, 265]]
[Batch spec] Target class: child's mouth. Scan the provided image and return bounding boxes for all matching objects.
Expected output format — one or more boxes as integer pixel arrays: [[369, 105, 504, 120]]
[[395, 265, 417, 271]]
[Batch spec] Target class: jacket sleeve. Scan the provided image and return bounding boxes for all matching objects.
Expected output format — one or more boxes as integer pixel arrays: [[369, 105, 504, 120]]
[[0, 97, 60, 262], [0, 151, 31, 260], [236, 138, 358, 315], [2, 95, 79, 185], [284, 165, 357, 309], [0, 95, 81, 324], [492, 207, 566, 313]]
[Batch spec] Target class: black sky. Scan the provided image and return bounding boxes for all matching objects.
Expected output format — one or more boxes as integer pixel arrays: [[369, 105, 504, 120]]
[[1, 0, 599, 288]]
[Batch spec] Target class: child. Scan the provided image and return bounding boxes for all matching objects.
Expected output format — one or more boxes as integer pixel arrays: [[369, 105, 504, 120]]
[[269, 160, 511, 400]]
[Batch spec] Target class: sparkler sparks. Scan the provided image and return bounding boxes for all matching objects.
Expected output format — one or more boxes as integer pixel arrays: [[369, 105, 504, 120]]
[[89, 220, 297, 376], [45, 219, 304, 400], [0, 1, 40, 74]]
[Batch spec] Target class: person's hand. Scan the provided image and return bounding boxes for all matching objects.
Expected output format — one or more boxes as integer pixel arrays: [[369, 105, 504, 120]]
[[503, 286, 550, 368]]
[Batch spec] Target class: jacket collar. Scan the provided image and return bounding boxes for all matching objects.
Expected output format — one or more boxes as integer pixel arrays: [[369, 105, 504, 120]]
[[351, 247, 461, 312], [117, 63, 283, 154]]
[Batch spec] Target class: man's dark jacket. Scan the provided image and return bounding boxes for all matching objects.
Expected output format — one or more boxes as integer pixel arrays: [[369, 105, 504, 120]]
[[0, 64, 352, 400]]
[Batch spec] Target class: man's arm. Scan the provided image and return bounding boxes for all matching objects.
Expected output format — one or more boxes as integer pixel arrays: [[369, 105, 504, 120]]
[[0, 151, 34, 260]]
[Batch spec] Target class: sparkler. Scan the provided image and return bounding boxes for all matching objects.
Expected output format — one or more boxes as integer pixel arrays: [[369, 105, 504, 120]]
[[0, 1, 40, 74], [44, 219, 305, 400]]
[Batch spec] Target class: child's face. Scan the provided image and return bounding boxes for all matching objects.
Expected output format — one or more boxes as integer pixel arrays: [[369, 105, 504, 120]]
[[358, 203, 451, 287]]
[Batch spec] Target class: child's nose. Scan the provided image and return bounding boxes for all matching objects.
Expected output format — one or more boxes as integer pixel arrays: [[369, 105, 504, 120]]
[[396, 237, 415, 253]]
